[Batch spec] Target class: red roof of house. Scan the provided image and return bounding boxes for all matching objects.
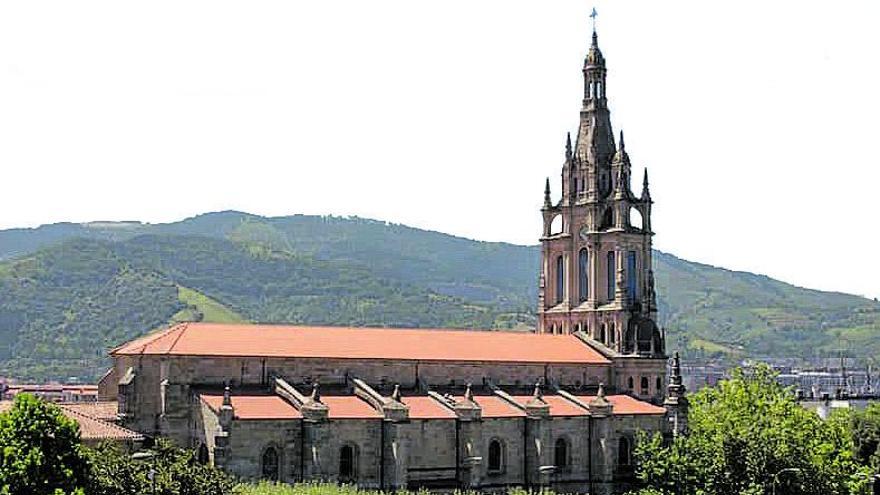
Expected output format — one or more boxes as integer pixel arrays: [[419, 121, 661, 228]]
[[401, 396, 456, 419], [59, 405, 144, 441], [62, 401, 119, 422], [321, 396, 383, 419], [111, 323, 609, 365], [1, 401, 142, 441], [573, 394, 667, 415], [509, 394, 589, 417], [201, 394, 302, 420]]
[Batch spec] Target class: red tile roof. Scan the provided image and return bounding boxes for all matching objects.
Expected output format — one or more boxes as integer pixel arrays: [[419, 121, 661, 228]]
[[321, 396, 382, 419], [201, 394, 302, 420], [111, 323, 609, 365], [0, 401, 141, 441], [573, 394, 666, 415], [510, 394, 589, 417], [59, 405, 144, 441], [459, 395, 526, 418], [401, 396, 456, 419], [62, 401, 119, 422]]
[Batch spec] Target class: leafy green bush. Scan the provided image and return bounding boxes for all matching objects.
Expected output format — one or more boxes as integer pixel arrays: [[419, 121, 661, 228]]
[[0, 394, 89, 495], [631, 366, 873, 495], [86, 438, 234, 495]]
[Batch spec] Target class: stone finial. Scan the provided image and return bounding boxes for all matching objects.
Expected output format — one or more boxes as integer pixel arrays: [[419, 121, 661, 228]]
[[565, 132, 573, 160], [532, 381, 544, 400], [672, 352, 682, 382], [544, 178, 552, 207], [219, 383, 234, 427], [641, 168, 651, 201], [391, 384, 402, 403], [464, 383, 475, 403], [619, 130, 625, 151], [309, 382, 321, 403], [222, 384, 232, 407], [588, 382, 612, 417]]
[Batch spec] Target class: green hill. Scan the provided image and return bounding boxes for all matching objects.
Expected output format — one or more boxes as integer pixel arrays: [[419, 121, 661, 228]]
[[0, 212, 877, 382]]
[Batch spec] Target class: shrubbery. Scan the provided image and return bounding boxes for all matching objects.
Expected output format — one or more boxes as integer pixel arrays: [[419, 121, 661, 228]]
[[629, 366, 875, 495]]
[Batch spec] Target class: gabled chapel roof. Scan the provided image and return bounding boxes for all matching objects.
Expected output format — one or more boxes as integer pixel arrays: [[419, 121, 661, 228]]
[[111, 322, 610, 365]]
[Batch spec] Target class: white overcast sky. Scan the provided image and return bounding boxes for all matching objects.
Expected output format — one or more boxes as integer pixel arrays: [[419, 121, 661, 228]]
[[1, 1, 878, 299]]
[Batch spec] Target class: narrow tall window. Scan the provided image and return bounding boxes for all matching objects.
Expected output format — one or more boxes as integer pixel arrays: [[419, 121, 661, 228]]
[[627, 251, 638, 301], [340, 445, 356, 482], [641, 376, 649, 394], [555, 438, 569, 470], [262, 446, 279, 481], [578, 248, 589, 302], [556, 255, 565, 304], [488, 440, 503, 473], [607, 251, 616, 300], [618, 437, 632, 467]]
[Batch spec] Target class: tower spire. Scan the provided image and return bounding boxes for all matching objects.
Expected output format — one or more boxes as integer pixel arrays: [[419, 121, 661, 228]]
[[544, 178, 552, 207]]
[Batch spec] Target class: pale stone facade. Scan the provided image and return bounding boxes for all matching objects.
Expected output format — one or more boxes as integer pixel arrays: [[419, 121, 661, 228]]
[[101, 24, 687, 494]]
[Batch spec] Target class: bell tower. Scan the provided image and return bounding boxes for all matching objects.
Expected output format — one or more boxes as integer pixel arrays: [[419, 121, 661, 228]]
[[537, 25, 664, 360]]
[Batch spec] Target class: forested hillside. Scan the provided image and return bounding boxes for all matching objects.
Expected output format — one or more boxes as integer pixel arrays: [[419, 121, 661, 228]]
[[0, 211, 877, 381]]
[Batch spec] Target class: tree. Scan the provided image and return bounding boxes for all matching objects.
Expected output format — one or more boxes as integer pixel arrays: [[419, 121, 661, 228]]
[[631, 365, 873, 495], [85, 438, 234, 495], [846, 402, 880, 469], [0, 393, 89, 495]]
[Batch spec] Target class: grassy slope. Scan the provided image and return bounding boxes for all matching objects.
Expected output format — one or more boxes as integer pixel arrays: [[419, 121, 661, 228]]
[[173, 286, 247, 324]]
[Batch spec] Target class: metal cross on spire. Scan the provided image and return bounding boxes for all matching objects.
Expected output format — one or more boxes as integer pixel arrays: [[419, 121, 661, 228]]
[[590, 7, 598, 33]]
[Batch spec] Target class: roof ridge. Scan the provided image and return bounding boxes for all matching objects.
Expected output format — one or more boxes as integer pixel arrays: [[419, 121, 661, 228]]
[[110, 322, 188, 355], [165, 322, 190, 355]]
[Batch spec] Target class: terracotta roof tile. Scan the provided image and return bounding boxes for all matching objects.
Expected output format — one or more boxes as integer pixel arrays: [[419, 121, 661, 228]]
[[62, 401, 119, 422], [2, 401, 141, 441], [59, 405, 144, 441], [401, 396, 456, 419], [111, 323, 609, 365], [457, 395, 526, 418], [320, 396, 382, 419], [573, 394, 666, 415], [510, 394, 589, 417], [201, 394, 302, 420]]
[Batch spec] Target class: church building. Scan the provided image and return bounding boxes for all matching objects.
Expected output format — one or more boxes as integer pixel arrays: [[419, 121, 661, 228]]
[[101, 24, 687, 494]]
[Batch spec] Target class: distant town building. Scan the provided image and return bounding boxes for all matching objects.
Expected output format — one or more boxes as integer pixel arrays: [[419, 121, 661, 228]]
[[2, 383, 98, 403], [101, 22, 685, 494]]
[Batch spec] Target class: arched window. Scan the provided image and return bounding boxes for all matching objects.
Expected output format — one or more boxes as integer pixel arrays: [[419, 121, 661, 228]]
[[261, 446, 279, 481], [600, 207, 613, 229], [578, 248, 589, 302], [656, 376, 663, 392], [630, 207, 643, 230], [627, 251, 638, 301], [609, 322, 616, 344], [618, 437, 632, 467], [550, 214, 563, 235], [598, 323, 606, 344], [339, 444, 357, 482], [641, 376, 649, 394], [607, 251, 616, 300], [198, 444, 209, 465], [554, 437, 569, 470], [488, 439, 504, 473], [627, 376, 634, 390], [556, 255, 565, 304]]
